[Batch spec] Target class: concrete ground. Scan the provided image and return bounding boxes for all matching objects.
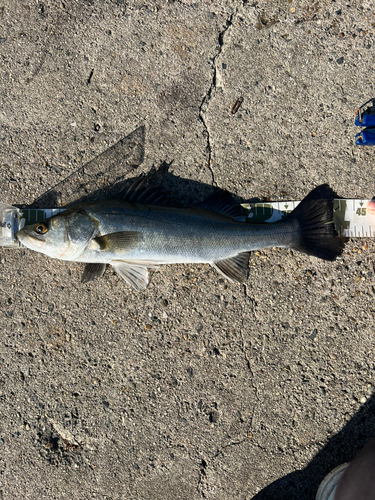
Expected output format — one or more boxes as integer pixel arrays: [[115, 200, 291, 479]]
[[1, 1, 375, 498]]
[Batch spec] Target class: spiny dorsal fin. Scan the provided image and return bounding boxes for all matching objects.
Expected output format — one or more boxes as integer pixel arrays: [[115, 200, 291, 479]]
[[212, 252, 250, 283], [116, 175, 173, 206], [198, 189, 243, 218], [111, 260, 150, 291], [94, 231, 143, 252], [81, 263, 106, 283]]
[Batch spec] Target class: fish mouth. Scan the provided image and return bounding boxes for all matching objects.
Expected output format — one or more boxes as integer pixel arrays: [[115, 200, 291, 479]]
[[16, 231, 45, 250]]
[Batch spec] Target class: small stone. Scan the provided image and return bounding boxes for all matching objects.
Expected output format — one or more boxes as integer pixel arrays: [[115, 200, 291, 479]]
[[360, 396, 366, 404], [209, 411, 219, 423], [290, 7, 296, 13], [310, 329, 318, 340], [145, 324, 152, 330]]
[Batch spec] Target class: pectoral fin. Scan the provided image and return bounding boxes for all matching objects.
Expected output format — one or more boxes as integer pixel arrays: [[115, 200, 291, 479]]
[[111, 260, 152, 291], [81, 263, 106, 283], [212, 252, 250, 283], [95, 231, 142, 252]]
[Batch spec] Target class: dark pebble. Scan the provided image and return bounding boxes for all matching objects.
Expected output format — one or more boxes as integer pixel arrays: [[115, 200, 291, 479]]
[[209, 411, 219, 423]]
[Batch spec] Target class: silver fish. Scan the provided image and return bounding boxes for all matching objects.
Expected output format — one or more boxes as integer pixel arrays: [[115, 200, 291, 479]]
[[16, 178, 344, 291]]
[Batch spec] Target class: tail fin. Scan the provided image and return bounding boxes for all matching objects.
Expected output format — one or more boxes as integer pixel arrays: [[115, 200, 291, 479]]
[[286, 184, 344, 261]]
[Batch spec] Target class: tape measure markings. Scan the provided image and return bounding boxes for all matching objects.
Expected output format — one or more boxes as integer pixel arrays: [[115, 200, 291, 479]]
[[242, 199, 375, 238]]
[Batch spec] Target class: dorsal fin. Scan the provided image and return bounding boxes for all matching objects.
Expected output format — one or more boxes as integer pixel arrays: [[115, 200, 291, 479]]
[[116, 175, 173, 206], [198, 189, 243, 218]]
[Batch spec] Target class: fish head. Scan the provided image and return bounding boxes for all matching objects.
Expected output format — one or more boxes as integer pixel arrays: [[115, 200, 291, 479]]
[[16, 208, 98, 260]]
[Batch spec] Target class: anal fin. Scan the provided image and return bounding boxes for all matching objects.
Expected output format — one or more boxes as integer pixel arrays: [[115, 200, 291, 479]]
[[81, 263, 106, 283], [212, 252, 250, 283]]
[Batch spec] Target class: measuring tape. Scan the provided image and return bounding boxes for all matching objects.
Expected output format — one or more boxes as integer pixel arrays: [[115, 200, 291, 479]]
[[0, 199, 374, 249], [242, 198, 375, 238]]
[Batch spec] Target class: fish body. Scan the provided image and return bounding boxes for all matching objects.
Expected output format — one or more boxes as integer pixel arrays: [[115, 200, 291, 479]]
[[16, 179, 344, 291], [52, 201, 295, 263]]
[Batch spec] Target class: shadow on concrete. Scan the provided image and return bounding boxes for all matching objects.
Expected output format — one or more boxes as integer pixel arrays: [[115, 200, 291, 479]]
[[20, 124, 271, 211], [25, 125, 146, 209], [252, 394, 375, 499]]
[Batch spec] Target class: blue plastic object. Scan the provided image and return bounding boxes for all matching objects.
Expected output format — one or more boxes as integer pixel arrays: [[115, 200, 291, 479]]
[[355, 112, 375, 127], [355, 128, 375, 146], [355, 100, 375, 127]]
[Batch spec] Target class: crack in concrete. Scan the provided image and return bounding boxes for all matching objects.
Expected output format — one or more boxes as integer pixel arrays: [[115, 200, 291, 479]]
[[197, 277, 262, 496], [239, 296, 263, 444], [213, 438, 248, 459], [197, 458, 209, 498], [196, 438, 250, 498], [198, 10, 236, 186]]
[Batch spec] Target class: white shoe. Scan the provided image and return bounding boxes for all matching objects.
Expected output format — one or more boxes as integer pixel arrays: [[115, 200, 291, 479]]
[[315, 463, 349, 500], [316, 437, 375, 500]]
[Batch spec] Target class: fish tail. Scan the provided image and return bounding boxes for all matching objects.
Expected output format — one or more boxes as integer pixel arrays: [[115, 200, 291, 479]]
[[286, 184, 344, 261]]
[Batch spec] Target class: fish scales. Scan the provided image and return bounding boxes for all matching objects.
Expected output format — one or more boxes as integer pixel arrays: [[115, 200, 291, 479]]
[[79, 201, 294, 264]]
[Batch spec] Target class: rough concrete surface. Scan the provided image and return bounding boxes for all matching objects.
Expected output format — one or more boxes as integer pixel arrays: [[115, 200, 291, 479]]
[[1, 1, 375, 499]]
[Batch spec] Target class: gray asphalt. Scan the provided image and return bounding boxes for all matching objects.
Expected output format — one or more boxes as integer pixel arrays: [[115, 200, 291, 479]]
[[1, 1, 375, 499]]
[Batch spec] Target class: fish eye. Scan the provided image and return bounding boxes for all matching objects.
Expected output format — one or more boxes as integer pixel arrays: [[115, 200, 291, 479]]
[[35, 222, 48, 235]]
